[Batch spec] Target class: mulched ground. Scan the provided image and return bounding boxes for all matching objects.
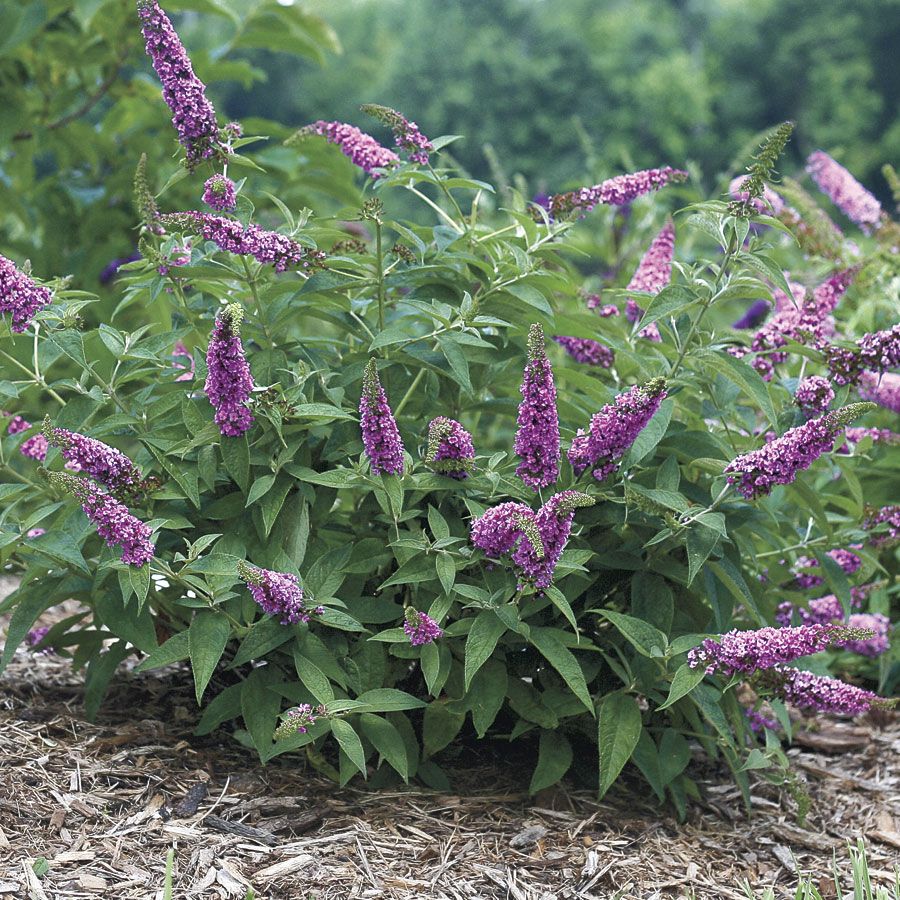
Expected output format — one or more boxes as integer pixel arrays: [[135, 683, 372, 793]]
[[2, 603, 899, 900]]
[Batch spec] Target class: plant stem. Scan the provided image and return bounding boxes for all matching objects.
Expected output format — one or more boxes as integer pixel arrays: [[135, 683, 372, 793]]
[[240, 256, 274, 348], [0, 346, 66, 405], [406, 183, 464, 233], [427, 163, 467, 231], [394, 367, 426, 417], [375, 220, 386, 332]]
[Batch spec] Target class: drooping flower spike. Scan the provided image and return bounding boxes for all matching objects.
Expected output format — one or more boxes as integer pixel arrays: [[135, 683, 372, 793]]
[[303, 120, 399, 177], [568, 378, 668, 482], [862, 505, 900, 547], [424, 417, 475, 479], [0, 254, 52, 333], [548, 166, 687, 218], [759, 665, 883, 715], [514, 324, 560, 491], [361, 104, 434, 165], [511, 491, 595, 589], [470, 502, 544, 562], [137, 0, 224, 169], [624, 220, 676, 342], [42, 469, 154, 567], [724, 403, 875, 499], [204, 303, 254, 437], [403, 608, 443, 646], [43, 418, 143, 496], [360, 359, 405, 476], [806, 151, 882, 234], [553, 336, 614, 368], [238, 561, 323, 626], [732, 299, 770, 330]]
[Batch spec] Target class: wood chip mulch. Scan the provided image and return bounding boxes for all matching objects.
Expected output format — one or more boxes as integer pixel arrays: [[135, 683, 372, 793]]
[[2, 607, 899, 900]]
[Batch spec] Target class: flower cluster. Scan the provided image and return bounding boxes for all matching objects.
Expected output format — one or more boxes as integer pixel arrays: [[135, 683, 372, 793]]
[[724, 404, 873, 499], [202, 175, 237, 212], [424, 417, 475, 479], [548, 166, 687, 218], [43, 470, 154, 566], [794, 375, 834, 416], [792, 547, 861, 589], [806, 151, 882, 233], [360, 359, 405, 476], [858, 372, 900, 414], [205, 304, 254, 437], [585, 294, 620, 317], [43, 419, 143, 496], [839, 613, 891, 657], [471, 502, 544, 561], [403, 609, 443, 646], [137, 0, 223, 168], [568, 378, 668, 481], [306, 120, 399, 176], [862, 505, 900, 547], [0, 254, 52, 333], [761, 665, 880, 715], [842, 426, 900, 448], [238, 561, 323, 626], [273, 704, 328, 740], [361, 104, 434, 165], [511, 491, 594, 589], [624, 221, 675, 342], [553, 336, 614, 368], [160, 212, 326, 273], [20, 434, 48, 461], [776, 587, 870, 627], [515, 324, 560, 491], [6, 415, 30, 435], [687, 623, 868, 676]]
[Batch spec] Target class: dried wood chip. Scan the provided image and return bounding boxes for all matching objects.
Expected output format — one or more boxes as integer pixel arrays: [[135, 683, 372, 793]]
[[510, 825, 548, 850], [254, 854, 316, 879], [771, 845, 797, 873], [869, 830, 900, 850], [173, 782, 208, 817], [204, 815, 277, 846]]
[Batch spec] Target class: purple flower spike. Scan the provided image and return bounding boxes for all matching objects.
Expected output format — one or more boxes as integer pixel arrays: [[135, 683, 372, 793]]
[[862, 505, 900, 547], [762, 665, 880, 715], [511, 490, 594, 589], [553, 336, 614, 368], [724, 404, 873, 499], [360, 359, 405, 476], [361, 104, 434, 165], [840, 613, 891, 657], [624, 221, 676, 342], [568, 378, 668, 481], [806, 151, 882, 233], [687, 623, 869, 676], [732, 299, 771, 330], [470, 501, 543, 561], [0, 255, 52, 333], [20, 434, 48, 461], [238, 561, 321, 626], [205, 304, 254, 437], [308, 120, 399, 177], [425, 417, 474, 479], [43, 470, 154, 567], [858, 372, 900, 414], [137, 0, 224, 169], [514, 324, 560, 491], [7, 415, 31, 435], [44, 419, 143, 495], [794, 376, 834, 417], [548, 167, 687, 218], [403, 608, 443, 646], [202, 175, 237, 212]]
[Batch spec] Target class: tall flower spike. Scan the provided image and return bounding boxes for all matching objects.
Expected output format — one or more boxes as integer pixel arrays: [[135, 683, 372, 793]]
[[548, 166, 687, 218], [204, 304, 254, 437], [43, 418, 143, 495], [238, 561, 321, 626], [806, 151, 882, 234], [724, 403, 875, 499], [137, 0, 224, 169], [133, 154, 163, 234], [42, 470, 154, 567], [759, 665, 882, 715], [161, 212, 326, 273], [728, 121, 793, 216], [568, 378, 668, 481], [424, 417, 475, 479], [297, 121, 399, 177], [515, 324, 560, 491], [728, 176, 784, 215], [511, 491, 594, 589], [0, 255, 52, 333], [624, 221, 676, 341], [360, 359, 405, 476], [361, 104, 434, 165], [553, 336, 614, 368]]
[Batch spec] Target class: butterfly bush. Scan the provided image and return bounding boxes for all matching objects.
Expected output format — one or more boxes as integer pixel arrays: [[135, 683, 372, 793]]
[[806, 151, 882, 233], [2, 15, 897, 804]]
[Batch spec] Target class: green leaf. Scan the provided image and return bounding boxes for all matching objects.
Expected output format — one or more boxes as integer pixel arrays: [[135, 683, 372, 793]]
[[292, 403, 355, 421], [189, 610, 231, 704], [597, 691, 642, 798], [706, 558, 764, 625], [379, 554, 436, 588], [467, 658, 507, 737], [231, 616, 292, 667], [241, 668, 281, 761], [529, 730, 573, 794], [702, 351, 778, 429], [423, 701, 466, 757], [529, 627, 593, 712], [220, 433, 250, 492], [686, 523, 720, 586], [435, 553, 455, 595], [464, 610, 506, 690], [623, 399, 674, 466], [600, 610, 668, 658], [355, 688, 426, 712], [330, 718, 367, 778], [657, 663, 706, 710], [84, 641, 131, 721], [738, 252, 795, 304], [246, 474, 276, 506], [294, 651, 335, 703], [636, 285, 698, 330], [360, 713, 409, 780], [95, 593, 158, 654], [0, 587, 54, 675], [630, 730, 665, 801], [658, 730, 692, 786], [135, 630, 190, 672]]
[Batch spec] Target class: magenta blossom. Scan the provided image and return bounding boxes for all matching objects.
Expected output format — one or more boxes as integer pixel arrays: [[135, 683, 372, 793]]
[[20, 434, 48, 461], [862, 505, 900, 547], [360, 359, 405, 476], [0, 254, 52, 333], [308, 120, 399, 177], [806, 151, 882, 233], [548, 166, 687, 218], [624, 221, 676, 342], [205, 304, 254, 437], [839, 613, 891, 657], [794, 376, 834, 416], [44, 420, 143, 495], [514, 324, 560, 491], [553, 336, 614, 368], [403, 608, 443, 646], [424, 417, 474, 479], [202, 175, 237, 212], [238, 561, 322, 626], [762, 665, 881, 715], [858, 372, 900, 414]]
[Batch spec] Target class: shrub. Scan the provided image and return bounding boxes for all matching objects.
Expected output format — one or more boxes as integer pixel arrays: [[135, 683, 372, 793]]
[[0, 2, 897, 809]]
